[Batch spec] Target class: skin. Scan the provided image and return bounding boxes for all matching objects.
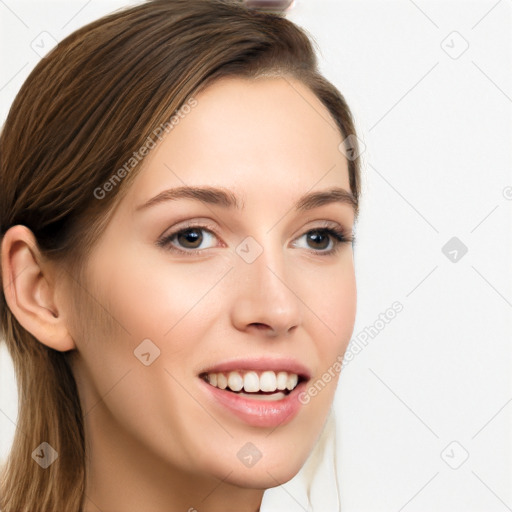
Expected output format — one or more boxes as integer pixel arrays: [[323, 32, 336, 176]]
[[1, 76, 356, 512]]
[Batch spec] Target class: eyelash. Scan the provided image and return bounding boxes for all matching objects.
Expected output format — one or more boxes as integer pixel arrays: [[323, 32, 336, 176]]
[[156, 221, 355, 257]]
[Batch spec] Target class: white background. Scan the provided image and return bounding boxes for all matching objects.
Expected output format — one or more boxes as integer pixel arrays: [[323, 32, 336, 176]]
[[1, 1, 511, 510]]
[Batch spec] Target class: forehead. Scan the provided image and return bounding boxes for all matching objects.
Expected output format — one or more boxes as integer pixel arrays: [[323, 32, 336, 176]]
[[124, 76, 351, 209]]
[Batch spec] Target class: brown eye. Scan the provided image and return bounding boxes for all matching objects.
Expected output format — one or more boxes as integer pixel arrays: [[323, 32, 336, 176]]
[[176, 228, 203, 249], [292, 227, 353, 256], [157, 225, 218, 253], [306, 230, 330, 250]]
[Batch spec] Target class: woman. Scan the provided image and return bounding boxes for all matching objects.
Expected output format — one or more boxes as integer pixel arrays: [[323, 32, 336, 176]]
[[0, 0, 362, 510]]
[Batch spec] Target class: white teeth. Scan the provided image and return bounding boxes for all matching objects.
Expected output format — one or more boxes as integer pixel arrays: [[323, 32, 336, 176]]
[[227, 371, 243, 392], [259, 371, 277, 392], [276, 371, 288, 390], [238, 391, 287, 401], [204, 370, 301, 393], [217, 373, 227, 390], [243, 371, 260, 393], [286, 373, 298, 391]]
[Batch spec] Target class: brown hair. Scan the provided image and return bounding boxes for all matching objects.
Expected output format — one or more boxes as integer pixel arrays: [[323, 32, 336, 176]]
[[0, 1, 362, 510]]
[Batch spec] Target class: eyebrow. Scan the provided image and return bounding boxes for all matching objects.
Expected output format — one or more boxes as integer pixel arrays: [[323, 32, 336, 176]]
[[135, 185, 358, 215]]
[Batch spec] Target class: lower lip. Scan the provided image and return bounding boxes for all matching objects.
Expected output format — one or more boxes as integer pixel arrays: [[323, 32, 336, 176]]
[[199, 378, 307, 428]]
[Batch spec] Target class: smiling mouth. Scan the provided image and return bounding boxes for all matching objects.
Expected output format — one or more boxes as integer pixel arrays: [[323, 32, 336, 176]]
[[198, 365, 310, 426], [199, 369, 306, 400]]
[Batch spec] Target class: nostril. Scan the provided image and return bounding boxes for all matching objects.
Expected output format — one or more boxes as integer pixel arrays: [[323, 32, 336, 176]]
[[249, 323, 282, 337]]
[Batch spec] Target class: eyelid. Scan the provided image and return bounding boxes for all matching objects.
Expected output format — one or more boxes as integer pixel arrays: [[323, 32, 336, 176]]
[[156, 219, 354, 255], [158, 219, 220, 241], [156, 219, 222, 254]]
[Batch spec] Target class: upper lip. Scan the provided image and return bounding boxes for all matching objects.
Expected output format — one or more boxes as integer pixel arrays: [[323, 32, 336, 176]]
[[198, 357, 312, 381]]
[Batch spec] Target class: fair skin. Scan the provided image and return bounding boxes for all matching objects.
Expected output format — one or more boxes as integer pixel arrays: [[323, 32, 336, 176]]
[[1, 76, 356, 512]]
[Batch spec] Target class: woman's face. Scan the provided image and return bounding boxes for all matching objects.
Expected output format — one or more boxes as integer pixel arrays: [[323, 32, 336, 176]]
[[68, 76, 357, 499]]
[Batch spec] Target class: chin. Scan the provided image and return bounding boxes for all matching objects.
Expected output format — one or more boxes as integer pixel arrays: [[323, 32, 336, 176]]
[[221, 462, 304, 490], [204, 441, 311, 490]]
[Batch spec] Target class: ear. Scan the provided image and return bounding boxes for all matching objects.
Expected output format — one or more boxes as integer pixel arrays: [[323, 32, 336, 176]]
[[1, 224, 76, 352]]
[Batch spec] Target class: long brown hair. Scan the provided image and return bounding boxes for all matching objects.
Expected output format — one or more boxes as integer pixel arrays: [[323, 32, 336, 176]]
[[0, 1, 362, 510]]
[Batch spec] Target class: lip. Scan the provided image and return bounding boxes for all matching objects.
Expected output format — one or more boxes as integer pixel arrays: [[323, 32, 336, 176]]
[[198, 357, 312, 381], [197, 357, 312, 428], [199, 377, 308, 428]]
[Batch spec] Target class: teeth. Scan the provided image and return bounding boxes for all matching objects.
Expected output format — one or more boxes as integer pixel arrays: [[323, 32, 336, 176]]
[[238, 391, 287, 401], [227, 371, 243, 392], [286, 373, 298, 391], [204, 370, 301, 393], [243, 371, 259, 392], [217, 373, 227, 390], [276, 371, 288, 390], [260, 371, 277, 392]]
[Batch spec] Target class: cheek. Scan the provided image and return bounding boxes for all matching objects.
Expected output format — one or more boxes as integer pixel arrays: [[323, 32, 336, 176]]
[[302, 258, 357, 358], [92, 241, 228, 347]]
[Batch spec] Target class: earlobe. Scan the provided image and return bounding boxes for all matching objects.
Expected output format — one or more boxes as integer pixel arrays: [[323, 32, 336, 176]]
[[1, 225, 76, 352]]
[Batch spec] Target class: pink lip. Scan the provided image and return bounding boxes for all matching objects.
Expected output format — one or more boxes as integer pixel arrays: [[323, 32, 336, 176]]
[[199, 377, 308, 428], [197, 357, 312, 428], [198, 357, 312, 380]]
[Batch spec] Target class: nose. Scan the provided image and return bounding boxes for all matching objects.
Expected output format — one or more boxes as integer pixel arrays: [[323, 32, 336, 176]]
[[229, 241, 303, 338]]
